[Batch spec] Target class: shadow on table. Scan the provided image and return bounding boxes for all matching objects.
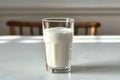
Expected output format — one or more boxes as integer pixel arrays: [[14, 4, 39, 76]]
[[71, 64, 120, 74]]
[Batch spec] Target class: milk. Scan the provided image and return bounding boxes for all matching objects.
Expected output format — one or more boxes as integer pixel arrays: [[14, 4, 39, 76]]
[[43, 27, 73, 68]]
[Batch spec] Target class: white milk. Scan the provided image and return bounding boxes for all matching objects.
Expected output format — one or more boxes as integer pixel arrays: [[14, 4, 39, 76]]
[[43, 27, 73, 68]]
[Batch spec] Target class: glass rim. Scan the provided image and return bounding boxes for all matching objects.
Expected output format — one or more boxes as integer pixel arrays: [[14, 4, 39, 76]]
[[42, 18, 74, 22]]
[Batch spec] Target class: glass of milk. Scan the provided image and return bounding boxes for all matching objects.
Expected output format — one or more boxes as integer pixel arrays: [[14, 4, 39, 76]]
[[42, 18, 74, 73]]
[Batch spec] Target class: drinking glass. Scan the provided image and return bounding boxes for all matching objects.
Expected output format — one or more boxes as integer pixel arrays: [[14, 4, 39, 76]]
[[42, 18, 74, 73]]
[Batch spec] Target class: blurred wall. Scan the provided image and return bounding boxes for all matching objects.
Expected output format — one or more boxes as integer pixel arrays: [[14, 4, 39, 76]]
[[0, 0, 120, 8], [0, 0, 120, 35]]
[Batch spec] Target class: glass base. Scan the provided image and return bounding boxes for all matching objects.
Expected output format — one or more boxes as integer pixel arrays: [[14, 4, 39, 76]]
[[46, 66, 71, 73]]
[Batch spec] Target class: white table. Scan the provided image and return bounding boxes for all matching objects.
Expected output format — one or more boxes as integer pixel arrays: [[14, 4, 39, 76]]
[[0, 36, 120, 80]]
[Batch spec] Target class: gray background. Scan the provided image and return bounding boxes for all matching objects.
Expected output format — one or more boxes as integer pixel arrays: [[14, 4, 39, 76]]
[[0, 0, 120, 35]]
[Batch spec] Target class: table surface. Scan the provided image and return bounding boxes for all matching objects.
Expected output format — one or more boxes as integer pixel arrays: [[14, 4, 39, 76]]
[[0, 36, 120, 80]]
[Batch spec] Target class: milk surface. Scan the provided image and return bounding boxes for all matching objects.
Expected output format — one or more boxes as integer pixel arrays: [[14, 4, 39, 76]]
[[43, 27, 73, 68]]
